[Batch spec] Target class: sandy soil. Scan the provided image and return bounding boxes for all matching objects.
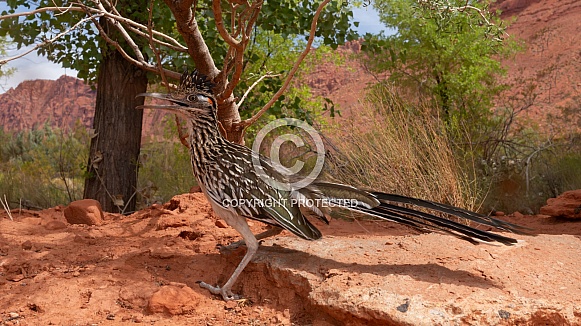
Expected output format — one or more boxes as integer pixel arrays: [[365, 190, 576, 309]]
[[1, 193, 580, 325]]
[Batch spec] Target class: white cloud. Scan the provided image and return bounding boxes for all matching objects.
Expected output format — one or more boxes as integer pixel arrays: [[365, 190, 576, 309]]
[[0, 51, 78, 92]]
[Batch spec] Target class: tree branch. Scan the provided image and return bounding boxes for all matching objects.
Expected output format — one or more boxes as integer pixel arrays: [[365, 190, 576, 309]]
[[236, 72, 281, 107], [217, 1, 263, 102], [91, 14, 179, 79], [241, 0, 331, 127], [416, 0, 509, 37], [213, 0, 241, 49], [163, 0, 219, 78], [0, 14, 101, 66], [0, 4, 187, 68], [0, 6, 187, 51]]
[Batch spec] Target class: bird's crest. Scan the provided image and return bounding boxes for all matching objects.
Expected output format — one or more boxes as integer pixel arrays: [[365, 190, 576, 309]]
[[179, 70, 214, 95]]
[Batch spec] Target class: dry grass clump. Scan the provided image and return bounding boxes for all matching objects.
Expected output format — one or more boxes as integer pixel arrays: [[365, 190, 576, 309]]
[[324, 84, 483, 211]]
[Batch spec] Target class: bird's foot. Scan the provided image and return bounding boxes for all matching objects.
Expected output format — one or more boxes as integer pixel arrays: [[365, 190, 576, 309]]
[[218, 240, 245, 252], [197, 281, 241, 301]]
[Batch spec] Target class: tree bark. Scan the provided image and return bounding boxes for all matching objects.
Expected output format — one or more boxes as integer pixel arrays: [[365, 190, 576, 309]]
[[83, 50, 148, 213]]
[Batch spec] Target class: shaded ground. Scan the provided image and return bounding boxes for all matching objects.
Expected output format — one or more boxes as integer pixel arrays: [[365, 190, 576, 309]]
[[1, 193, 580, 325]]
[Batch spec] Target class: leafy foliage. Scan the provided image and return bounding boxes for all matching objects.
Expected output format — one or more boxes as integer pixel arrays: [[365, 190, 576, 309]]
[[138, 115, 194, 206], [0, 1, 356, 86], [0, 122, 89, 208], [0, 36, 15, 77], [362, 0, 520, 125]]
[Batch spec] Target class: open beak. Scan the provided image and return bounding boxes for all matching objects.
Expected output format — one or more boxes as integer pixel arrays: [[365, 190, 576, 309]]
[[136, 92, 187, 111]]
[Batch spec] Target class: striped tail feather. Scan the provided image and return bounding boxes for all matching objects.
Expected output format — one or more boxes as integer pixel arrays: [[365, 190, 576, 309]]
[[370, 192, 530, 235], [304, 181, 527, 246], [356, 202, 519, 245]]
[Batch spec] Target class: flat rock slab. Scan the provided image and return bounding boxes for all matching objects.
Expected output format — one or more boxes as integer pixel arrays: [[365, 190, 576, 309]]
[[247, 232, 581, 325]]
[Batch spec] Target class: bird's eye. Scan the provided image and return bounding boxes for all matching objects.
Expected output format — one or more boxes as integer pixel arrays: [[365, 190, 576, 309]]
[[187, 94, 198, 102], [197, 94, 214, 105]]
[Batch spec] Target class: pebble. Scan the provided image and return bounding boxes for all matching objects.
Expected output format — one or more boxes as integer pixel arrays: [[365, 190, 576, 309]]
[[21, 240, 33, 250], [215, 220, 229, 228], [224, 301, 237, 310]]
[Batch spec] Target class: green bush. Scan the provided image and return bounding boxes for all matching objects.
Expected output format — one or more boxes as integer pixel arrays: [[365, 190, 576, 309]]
[[0, 122, 89, 209], [0, 118, 194, 210], [137, 120, 193, 207]]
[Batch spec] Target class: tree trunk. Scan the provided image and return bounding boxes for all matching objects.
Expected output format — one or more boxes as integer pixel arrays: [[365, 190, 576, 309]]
[[83, 50, 148, 213]]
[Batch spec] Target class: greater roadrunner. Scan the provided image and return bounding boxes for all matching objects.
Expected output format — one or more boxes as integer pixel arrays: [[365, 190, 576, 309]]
[[138, 70, 526, 301]]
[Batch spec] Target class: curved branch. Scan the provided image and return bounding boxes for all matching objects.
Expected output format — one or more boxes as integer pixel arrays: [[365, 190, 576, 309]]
[[241, 0, 331, 127], [0, 6, 187, 51], [103, 0, 188, 51], [163, 0, 219, 78], [217, 1, 263, 102], [91, 1, 146, 62], [0, 14, 101, 65], [0, 6, 83, 20], [92, 16, 180, 79], [236, 72, 281, 107], [213, 0, 241, 49]]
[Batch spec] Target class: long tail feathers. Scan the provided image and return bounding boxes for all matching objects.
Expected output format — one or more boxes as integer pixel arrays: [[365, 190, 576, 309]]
[[371, 192, 531, 235], [304, 181, 529, 246]]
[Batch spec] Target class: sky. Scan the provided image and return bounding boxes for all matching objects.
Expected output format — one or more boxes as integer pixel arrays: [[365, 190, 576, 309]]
[[0, 4, 385, 93]]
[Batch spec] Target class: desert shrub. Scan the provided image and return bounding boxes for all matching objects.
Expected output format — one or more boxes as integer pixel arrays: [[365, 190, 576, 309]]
[[324, 83, 483, 211], [0, 122, 89, 209], [0, 118, 194, 210], [137, 137, 192, 207]]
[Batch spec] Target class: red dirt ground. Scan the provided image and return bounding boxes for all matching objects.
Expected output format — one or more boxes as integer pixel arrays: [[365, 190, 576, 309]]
[[1, 193, 580, 325]]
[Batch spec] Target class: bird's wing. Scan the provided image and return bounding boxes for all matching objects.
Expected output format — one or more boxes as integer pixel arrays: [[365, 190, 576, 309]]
[[200, 145, 322, 241]]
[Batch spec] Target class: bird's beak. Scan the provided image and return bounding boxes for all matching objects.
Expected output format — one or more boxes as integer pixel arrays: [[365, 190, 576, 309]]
[[135, 92, 187, 111]]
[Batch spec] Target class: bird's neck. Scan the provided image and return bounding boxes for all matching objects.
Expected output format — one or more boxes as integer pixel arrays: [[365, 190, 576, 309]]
[[187, 115, 228, 173]]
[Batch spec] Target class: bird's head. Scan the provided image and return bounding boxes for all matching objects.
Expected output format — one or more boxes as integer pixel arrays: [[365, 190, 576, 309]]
[[137, 70, 217, 119]]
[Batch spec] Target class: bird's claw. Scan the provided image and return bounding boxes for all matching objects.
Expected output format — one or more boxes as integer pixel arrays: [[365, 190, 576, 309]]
[[217, 240, 244, 252], [198, 281, 241, 301]]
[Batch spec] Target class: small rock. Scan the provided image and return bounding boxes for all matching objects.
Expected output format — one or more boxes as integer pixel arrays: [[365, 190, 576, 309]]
[[396, 299, 409, 313], [215, 220, 229, 228], [498, 309, 511, 319], [148, 285, 202, 315], [149, 247, 175, 259], [21, 240, 33, 250], [8, 312, 19, 319], [495, 211, 505, 216], [224, 301, 237, 310], [512, 211, 524, 219], [63, 199, 104, 225], [178, 230, 201, 240], [44, 220, 67, 230]]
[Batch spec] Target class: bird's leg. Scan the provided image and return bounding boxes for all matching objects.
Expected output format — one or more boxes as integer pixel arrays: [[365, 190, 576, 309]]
[[220, 226, 283, 251], [199, 206, 259, 300]]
